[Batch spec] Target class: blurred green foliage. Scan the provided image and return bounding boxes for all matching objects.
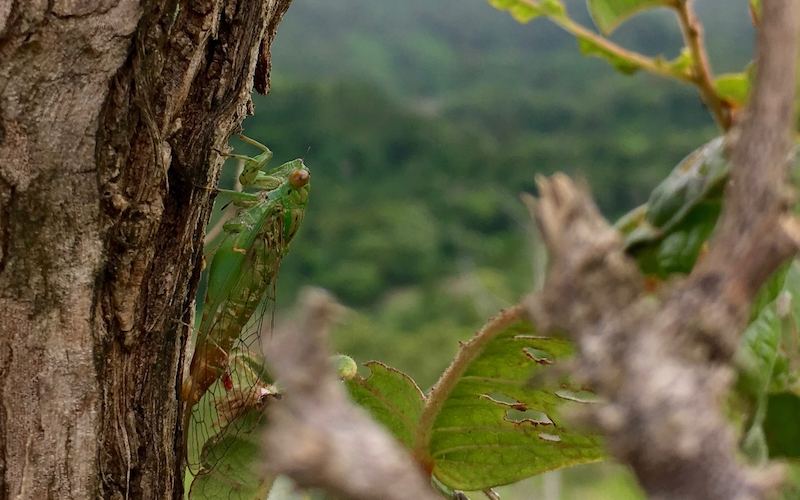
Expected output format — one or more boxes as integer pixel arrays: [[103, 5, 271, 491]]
[[239, 76, 720, 309], [215, 0, 755, 389]]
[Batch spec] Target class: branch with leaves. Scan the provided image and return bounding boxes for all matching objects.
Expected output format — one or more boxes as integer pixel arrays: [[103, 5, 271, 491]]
[[490, 0, 749, 130], [522, 1, 800, 498]]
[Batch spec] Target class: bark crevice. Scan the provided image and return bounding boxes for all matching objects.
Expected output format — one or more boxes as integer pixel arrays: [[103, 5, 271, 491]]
[[0, 1, 293, 498]]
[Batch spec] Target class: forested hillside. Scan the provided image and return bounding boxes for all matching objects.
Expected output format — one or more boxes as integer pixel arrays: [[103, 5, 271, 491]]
[[216, 0, 754, 389]]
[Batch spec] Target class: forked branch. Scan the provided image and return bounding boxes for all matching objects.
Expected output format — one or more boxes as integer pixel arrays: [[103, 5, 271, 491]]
[[523, 1, 800, 499]]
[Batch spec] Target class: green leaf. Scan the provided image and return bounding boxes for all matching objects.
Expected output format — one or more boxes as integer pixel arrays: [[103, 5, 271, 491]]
[[736, 272, 785, 462], [511, 3, 543, 22], [428, 317, 604, 490], [619, 201, 721, 279], [540, 0, 567, 17], [347, 311, 603, 491], [769, 263, 800, 394], [750, 264, 791, 324], [737, 260, 800, 398], [616, 137, 729, 277], [651, 203, 719, 275], [778, 462, 800, 500], [714, 73, 750, 108], [188, 410, 274, 500], [487, 0, 566, 23], [618, 136, 727, 236], [750, 0, 761, 24], [736, 262, 800, 461], [345, 362, 425, 449], [743, 260, 800, 397], [645, 137, 728, 230], [764, 392, 800, 458], [661, 48, 693, 77], [577, 36, 642, 75], [487, 0, 518, 8], [587, 0, 674, 35], [739, 297, 784, 399], [617, 140, 800, 279]]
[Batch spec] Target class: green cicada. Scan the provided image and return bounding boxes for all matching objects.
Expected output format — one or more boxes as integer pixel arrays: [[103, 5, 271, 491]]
[[181, 131, 310, 476]]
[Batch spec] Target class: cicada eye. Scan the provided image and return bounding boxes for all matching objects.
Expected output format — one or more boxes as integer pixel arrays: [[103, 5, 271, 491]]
[[289, 169, 310, 188]]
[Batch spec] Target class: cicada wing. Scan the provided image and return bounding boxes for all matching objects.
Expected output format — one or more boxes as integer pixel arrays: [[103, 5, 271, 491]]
[[187, 213, 287, 477]]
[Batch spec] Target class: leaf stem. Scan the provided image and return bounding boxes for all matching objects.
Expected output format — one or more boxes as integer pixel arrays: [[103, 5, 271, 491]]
[[412, 305, 526, 464], [508, 0, 693, 81], [512, 0, 731, 130], [552, 15, 693, 82], [672, 0, 731, 130]]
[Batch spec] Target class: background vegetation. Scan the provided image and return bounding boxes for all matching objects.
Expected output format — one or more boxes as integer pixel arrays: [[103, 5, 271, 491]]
[[217, 0, 751, 389], [202, 1, 759, 498]]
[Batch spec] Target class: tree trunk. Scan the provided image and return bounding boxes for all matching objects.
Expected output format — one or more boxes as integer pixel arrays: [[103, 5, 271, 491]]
[[0, 1, 292, 498]]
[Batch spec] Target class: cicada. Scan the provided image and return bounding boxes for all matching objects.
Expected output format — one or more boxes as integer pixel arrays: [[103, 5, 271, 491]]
[[181, 131, 310, 476]]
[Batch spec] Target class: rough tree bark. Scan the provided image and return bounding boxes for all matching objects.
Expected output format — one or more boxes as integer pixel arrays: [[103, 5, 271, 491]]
[[0, 1, 292, 499]]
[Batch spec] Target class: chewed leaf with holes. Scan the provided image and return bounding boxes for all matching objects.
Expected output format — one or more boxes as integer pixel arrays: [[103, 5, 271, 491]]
[[427, 316, 604, 490], [346, 362, 425, 449], [345, 308, 603, 491]]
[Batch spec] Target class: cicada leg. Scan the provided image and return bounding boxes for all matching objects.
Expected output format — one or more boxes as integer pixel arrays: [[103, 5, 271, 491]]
[[236, 130, 271, 153]]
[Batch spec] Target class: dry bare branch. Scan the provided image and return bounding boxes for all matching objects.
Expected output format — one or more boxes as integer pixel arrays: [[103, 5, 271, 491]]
[[523, 1, 800, 499]]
